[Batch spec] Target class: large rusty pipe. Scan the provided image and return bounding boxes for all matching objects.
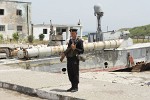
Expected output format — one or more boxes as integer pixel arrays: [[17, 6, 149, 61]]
[[17, 39, 123, 59]]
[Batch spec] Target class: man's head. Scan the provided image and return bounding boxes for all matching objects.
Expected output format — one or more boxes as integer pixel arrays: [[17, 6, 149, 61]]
[[70, 29, 78, 39]]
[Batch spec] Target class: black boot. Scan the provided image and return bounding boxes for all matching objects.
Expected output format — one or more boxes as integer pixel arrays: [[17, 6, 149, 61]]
[[70, 84, 78, 92], [67, 87, 73, 92], [70, 88, 78, 92], [67, 83, 73, 92]]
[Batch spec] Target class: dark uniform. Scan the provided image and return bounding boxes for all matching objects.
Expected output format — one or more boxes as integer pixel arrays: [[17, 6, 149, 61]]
[[64, 37, 84, 91]]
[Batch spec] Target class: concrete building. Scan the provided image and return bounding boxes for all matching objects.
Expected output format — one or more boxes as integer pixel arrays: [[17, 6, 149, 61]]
[[33, 24, 83, 45], [0, 0, 31, 40]]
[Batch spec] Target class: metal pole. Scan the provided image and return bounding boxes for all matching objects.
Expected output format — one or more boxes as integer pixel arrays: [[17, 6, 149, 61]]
[[96, 14, 103, 41]]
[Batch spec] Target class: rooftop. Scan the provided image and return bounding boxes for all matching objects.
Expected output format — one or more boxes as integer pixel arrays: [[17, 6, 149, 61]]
[[0, 0, 31, 4], [33, 24, 83, 28]]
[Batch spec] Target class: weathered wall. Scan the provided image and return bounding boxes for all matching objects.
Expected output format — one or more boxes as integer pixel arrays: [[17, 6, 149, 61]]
[[0, 1, 31, 39]]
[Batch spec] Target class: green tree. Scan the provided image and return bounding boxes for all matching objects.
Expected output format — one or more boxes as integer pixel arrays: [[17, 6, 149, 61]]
[[28, 35, 34, 43], [12, 32, 19, 41], [39, 33, 45, 41], [0, 34, 3, 41], [120, 24, 150, 37], [129, 24, 150, 37]]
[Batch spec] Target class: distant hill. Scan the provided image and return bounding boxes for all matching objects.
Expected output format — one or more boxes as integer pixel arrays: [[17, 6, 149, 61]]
[[119, 24, 150, 37]]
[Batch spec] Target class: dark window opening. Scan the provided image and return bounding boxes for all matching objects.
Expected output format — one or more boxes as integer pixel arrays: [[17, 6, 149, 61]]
[[0, 25, 5, 31], [16, 9, 22, 16], [62, 29, 66, 32], [0, 9, 4, 15], [17, 26, 22, 31], [56, 28, 61, 33], [43, 29, 47, 34]]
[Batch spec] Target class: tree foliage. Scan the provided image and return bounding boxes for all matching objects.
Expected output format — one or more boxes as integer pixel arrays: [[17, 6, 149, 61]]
[[0, 34, 3, 40], [28, 35, 34, 43], [119, 24, 150, 37], [39, 33, 45, 41], [12, 32, 19, 41], [129, 24, 150, 37]]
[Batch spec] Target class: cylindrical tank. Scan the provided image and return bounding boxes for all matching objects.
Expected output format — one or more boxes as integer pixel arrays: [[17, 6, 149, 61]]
[[17, 39, 124, 59], [84, 43, 95, 52], [104, 41, 111, 49], [38, 47, 51, 57], [51, 45, 64, 55], [94, 42, 105, 50], [26, 48, 39, 58], [17, 50, 25, 59]]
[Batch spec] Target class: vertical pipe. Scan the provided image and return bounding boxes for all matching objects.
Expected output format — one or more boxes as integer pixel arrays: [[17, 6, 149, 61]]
[[31, 23, 33, 35], [80, 26, 83, 39], [27, 4, 29, 35]]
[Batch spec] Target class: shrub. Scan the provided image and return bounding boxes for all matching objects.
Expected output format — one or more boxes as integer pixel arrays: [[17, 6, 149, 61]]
[[28, 35, 34, 43], [39, 33, 45, 41], [12, 32, 19, 41], [0, 34, 3, 40]]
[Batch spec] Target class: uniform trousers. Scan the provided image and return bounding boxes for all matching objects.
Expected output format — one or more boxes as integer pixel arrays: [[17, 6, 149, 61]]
[[67, 56, 79, 88]]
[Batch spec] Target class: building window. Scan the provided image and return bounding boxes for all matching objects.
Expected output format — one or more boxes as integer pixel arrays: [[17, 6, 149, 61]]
[[0, 25, 5, 31], [16, 9, 22, 16], [62, 29, 66, 32], [43, 29, 47, 34], [0, 9, 4, 15], [17, 26, 22, 31], [56, 28, 61, 33]]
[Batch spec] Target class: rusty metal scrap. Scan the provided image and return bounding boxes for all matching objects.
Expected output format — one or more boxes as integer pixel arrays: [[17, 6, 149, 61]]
[[132, 62, 150, 72]]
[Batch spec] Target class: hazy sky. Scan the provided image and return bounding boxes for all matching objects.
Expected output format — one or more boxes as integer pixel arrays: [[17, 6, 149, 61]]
[[24, 0, 150, 32]]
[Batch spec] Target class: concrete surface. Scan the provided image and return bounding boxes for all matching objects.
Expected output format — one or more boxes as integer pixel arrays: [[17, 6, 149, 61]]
[[0, 88, 44, 100], [80, 72, 150, 86], [0, 65, 150, 100]]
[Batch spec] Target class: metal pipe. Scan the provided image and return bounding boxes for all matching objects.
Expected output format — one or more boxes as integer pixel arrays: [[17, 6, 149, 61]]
[[17, 39, 123, 59]]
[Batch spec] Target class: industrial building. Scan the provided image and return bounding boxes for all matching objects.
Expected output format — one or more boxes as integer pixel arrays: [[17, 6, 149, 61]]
[[0, 0, 31, 40], [33, 24, 83, 45]]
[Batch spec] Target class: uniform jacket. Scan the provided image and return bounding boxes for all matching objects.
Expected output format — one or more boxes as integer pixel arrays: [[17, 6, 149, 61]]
[[64, 38, 84, 57]]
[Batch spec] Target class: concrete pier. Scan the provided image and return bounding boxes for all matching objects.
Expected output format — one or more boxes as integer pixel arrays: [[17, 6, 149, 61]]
[[0, 65, 150, 100]]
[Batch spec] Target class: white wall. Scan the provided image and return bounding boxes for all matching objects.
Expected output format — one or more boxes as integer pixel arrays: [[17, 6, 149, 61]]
[[33, 27, 49, 40]]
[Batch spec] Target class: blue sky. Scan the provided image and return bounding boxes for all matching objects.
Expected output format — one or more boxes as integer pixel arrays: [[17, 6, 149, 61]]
[[24, 0, 150, 32]]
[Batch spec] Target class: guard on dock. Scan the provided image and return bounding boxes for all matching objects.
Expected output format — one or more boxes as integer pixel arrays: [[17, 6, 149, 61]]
[[61, 28, 84, 92]]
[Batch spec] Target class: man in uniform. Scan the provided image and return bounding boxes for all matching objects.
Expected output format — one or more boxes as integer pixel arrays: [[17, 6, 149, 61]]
[[61, 28, 84, 92]]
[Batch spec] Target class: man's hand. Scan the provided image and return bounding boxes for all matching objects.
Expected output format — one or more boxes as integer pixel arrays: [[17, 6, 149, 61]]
[[60, 53, 65, 62], [71, 43, 76, 50]]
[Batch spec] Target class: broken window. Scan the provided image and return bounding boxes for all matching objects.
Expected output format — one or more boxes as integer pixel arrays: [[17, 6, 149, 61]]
[[0, 25, 5, 31], [43, 29, 47, 34], [17, 26, 22, 31], [0, 9, 4, 15], [16, 9, 22, 16]]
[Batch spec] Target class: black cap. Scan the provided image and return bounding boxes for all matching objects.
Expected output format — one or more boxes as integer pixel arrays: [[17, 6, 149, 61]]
[[69, 28, 78, 32]]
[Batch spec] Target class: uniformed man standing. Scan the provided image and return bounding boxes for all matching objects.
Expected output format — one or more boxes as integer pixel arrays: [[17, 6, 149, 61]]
[[61, 28, 84, 92]]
